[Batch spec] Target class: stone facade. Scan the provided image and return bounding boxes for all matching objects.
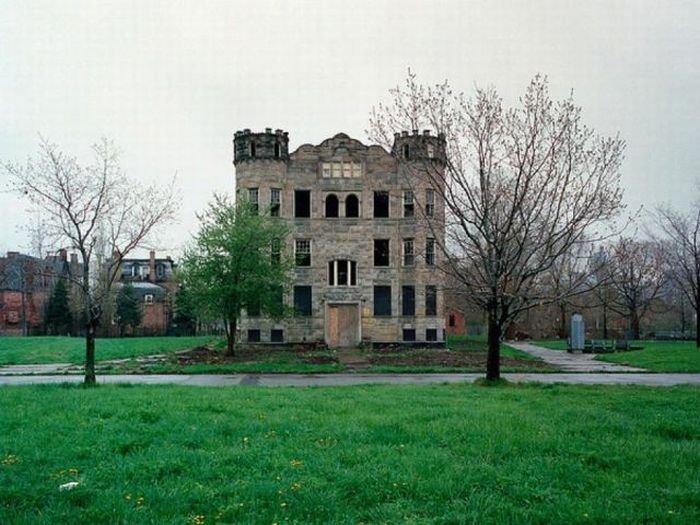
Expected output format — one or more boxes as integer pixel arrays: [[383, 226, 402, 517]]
[[234, 129, 446, 347]]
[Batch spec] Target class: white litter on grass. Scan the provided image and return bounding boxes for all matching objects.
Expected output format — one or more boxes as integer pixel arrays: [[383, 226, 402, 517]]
[[59, 481, 80, 491]]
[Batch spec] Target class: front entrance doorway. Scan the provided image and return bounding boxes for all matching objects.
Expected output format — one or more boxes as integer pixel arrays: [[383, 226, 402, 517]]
[[326, 303, 360, 348]]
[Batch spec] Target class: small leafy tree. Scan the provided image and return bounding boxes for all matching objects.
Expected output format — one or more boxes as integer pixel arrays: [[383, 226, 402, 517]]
[[45, 278, 73, 335], [115, 283, 142, 336], [179, 195, 292, 355]]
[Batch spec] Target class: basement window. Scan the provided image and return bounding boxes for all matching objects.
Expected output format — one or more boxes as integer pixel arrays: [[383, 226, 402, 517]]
[[247, 329, 261, 343], [403, 328, 416, 341], [426, 328, 438, 341], [271, 329, 284, 343]]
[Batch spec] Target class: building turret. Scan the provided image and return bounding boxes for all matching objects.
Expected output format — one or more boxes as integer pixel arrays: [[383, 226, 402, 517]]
[[391, 129, 446, 165], [233, 128, 289, 164]]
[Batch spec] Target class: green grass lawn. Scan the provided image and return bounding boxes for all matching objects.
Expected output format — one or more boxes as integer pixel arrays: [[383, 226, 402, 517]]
[[536, 339, 700, 372], [447, 334, 538, 360], [1, 384, 699, 524], [0, 336, 218, 365]]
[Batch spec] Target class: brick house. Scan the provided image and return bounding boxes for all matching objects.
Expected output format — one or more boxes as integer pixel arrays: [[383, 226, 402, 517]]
[[234, 128, 446, 347], [0, 250, 79, 335], [116, 251, 176, 335]]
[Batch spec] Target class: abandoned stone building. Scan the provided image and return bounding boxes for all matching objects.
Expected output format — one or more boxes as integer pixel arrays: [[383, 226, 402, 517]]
[[234, 128, 446, 347]]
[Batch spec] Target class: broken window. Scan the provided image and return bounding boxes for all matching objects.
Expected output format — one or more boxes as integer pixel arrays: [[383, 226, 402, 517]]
[[402, 285, 415, 316], [248, 188, 259, 214], [426, 238, 435, 266], [294, 190, 311, 218], [403, 238, 414, 266], [425, 285, 437, 316], [345, 194, 359, 217], [373, 286, 392, 316], [293, 286, 312, 316], [325, 194, 339, 217], [295, 239, 311, 267], [374, 239, 390, 266], [328, 260, 357, 286], [403, 190, 414, 217], [426, 189, 434, 217], [270, 188, 281, 217], [373, 191, 389, 218]]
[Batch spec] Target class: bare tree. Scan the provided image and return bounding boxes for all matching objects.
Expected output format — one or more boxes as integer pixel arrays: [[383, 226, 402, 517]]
[[369, 72, 626, 380], [4, 137, 178, 384], [607, 237, 667, 340], [655, 201, 700, 346]]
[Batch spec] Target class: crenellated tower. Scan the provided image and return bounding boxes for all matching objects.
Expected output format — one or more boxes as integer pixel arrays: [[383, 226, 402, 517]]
[[391, 129, 446, 165], [233, 128, 290, 165]]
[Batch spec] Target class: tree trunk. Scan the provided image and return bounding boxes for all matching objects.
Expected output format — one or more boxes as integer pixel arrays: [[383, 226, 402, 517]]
[[602, 303, 608, 340], [630, 309, 641, 340], [226, 317, 237, 356], [486, 311, 501, 381], [84, 323, 96, 385], [558, 304, 567, 339]]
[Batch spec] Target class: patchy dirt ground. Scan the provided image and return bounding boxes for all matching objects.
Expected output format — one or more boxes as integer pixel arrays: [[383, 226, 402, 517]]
[[367, 348, 553, 369], [172, 345, 337, 365], [170, 345, 553, 370]]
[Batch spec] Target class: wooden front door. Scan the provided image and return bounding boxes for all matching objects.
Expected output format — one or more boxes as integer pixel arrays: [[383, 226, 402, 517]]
[[327, 304, 359, 348]]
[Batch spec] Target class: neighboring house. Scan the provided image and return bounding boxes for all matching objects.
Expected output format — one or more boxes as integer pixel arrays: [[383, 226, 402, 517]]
[[0, 249, 79, 335], [234, 128, 446, 347], [117, 251, 176, 335]]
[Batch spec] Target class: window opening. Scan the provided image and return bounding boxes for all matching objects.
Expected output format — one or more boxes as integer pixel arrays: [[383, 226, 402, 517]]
[[374, 239, 390, 266], [271, 329, 284, 343], [403, 328, 416, 341], [374, 191, 389, 218], [426, 189, 435, 217], [325, 194, 339, 217], [294, 286, 312, 316], [248, 188, 259, 214], [402, 286, 415, 316], [294, 190, 311, 218], [345, 194, 359, 217], [403, 191, 414, 217], [403, 144, 410, 160], [270, 188, 281, 216], [373, 286, 392, 316], [425, 285, 437, 316], [247, 329, 261, 342], [328, 260, 357, 286], [426, 328, 438, 341], [274, 142, 281, 158], [295, 239, 311, 267], [403, 238, 414, 266], [426, 238, 435, 266]]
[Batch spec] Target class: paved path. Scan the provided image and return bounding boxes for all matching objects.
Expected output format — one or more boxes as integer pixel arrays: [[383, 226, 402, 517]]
[[1, 372, 699, 387], [508, 341, 647, 372]]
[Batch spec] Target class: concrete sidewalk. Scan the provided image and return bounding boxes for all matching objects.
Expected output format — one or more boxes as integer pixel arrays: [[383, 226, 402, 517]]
[[1, 372, 699, 387], [508, 341, 647, 372]]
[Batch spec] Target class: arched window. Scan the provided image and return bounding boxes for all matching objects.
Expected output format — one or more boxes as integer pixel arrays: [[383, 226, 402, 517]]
[[345, 194, 359, 217], [325, 194, 339, 218]]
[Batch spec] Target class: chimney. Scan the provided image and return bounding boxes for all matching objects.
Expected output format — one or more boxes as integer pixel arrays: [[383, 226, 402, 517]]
[[70, 253, 78, 266], [59, 249, 67, 261], [149, 250, 156, 282], [7, 251, 18, 259]]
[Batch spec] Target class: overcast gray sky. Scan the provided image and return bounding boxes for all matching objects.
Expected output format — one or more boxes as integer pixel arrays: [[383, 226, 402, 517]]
[[1, 0, 698, 256]]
